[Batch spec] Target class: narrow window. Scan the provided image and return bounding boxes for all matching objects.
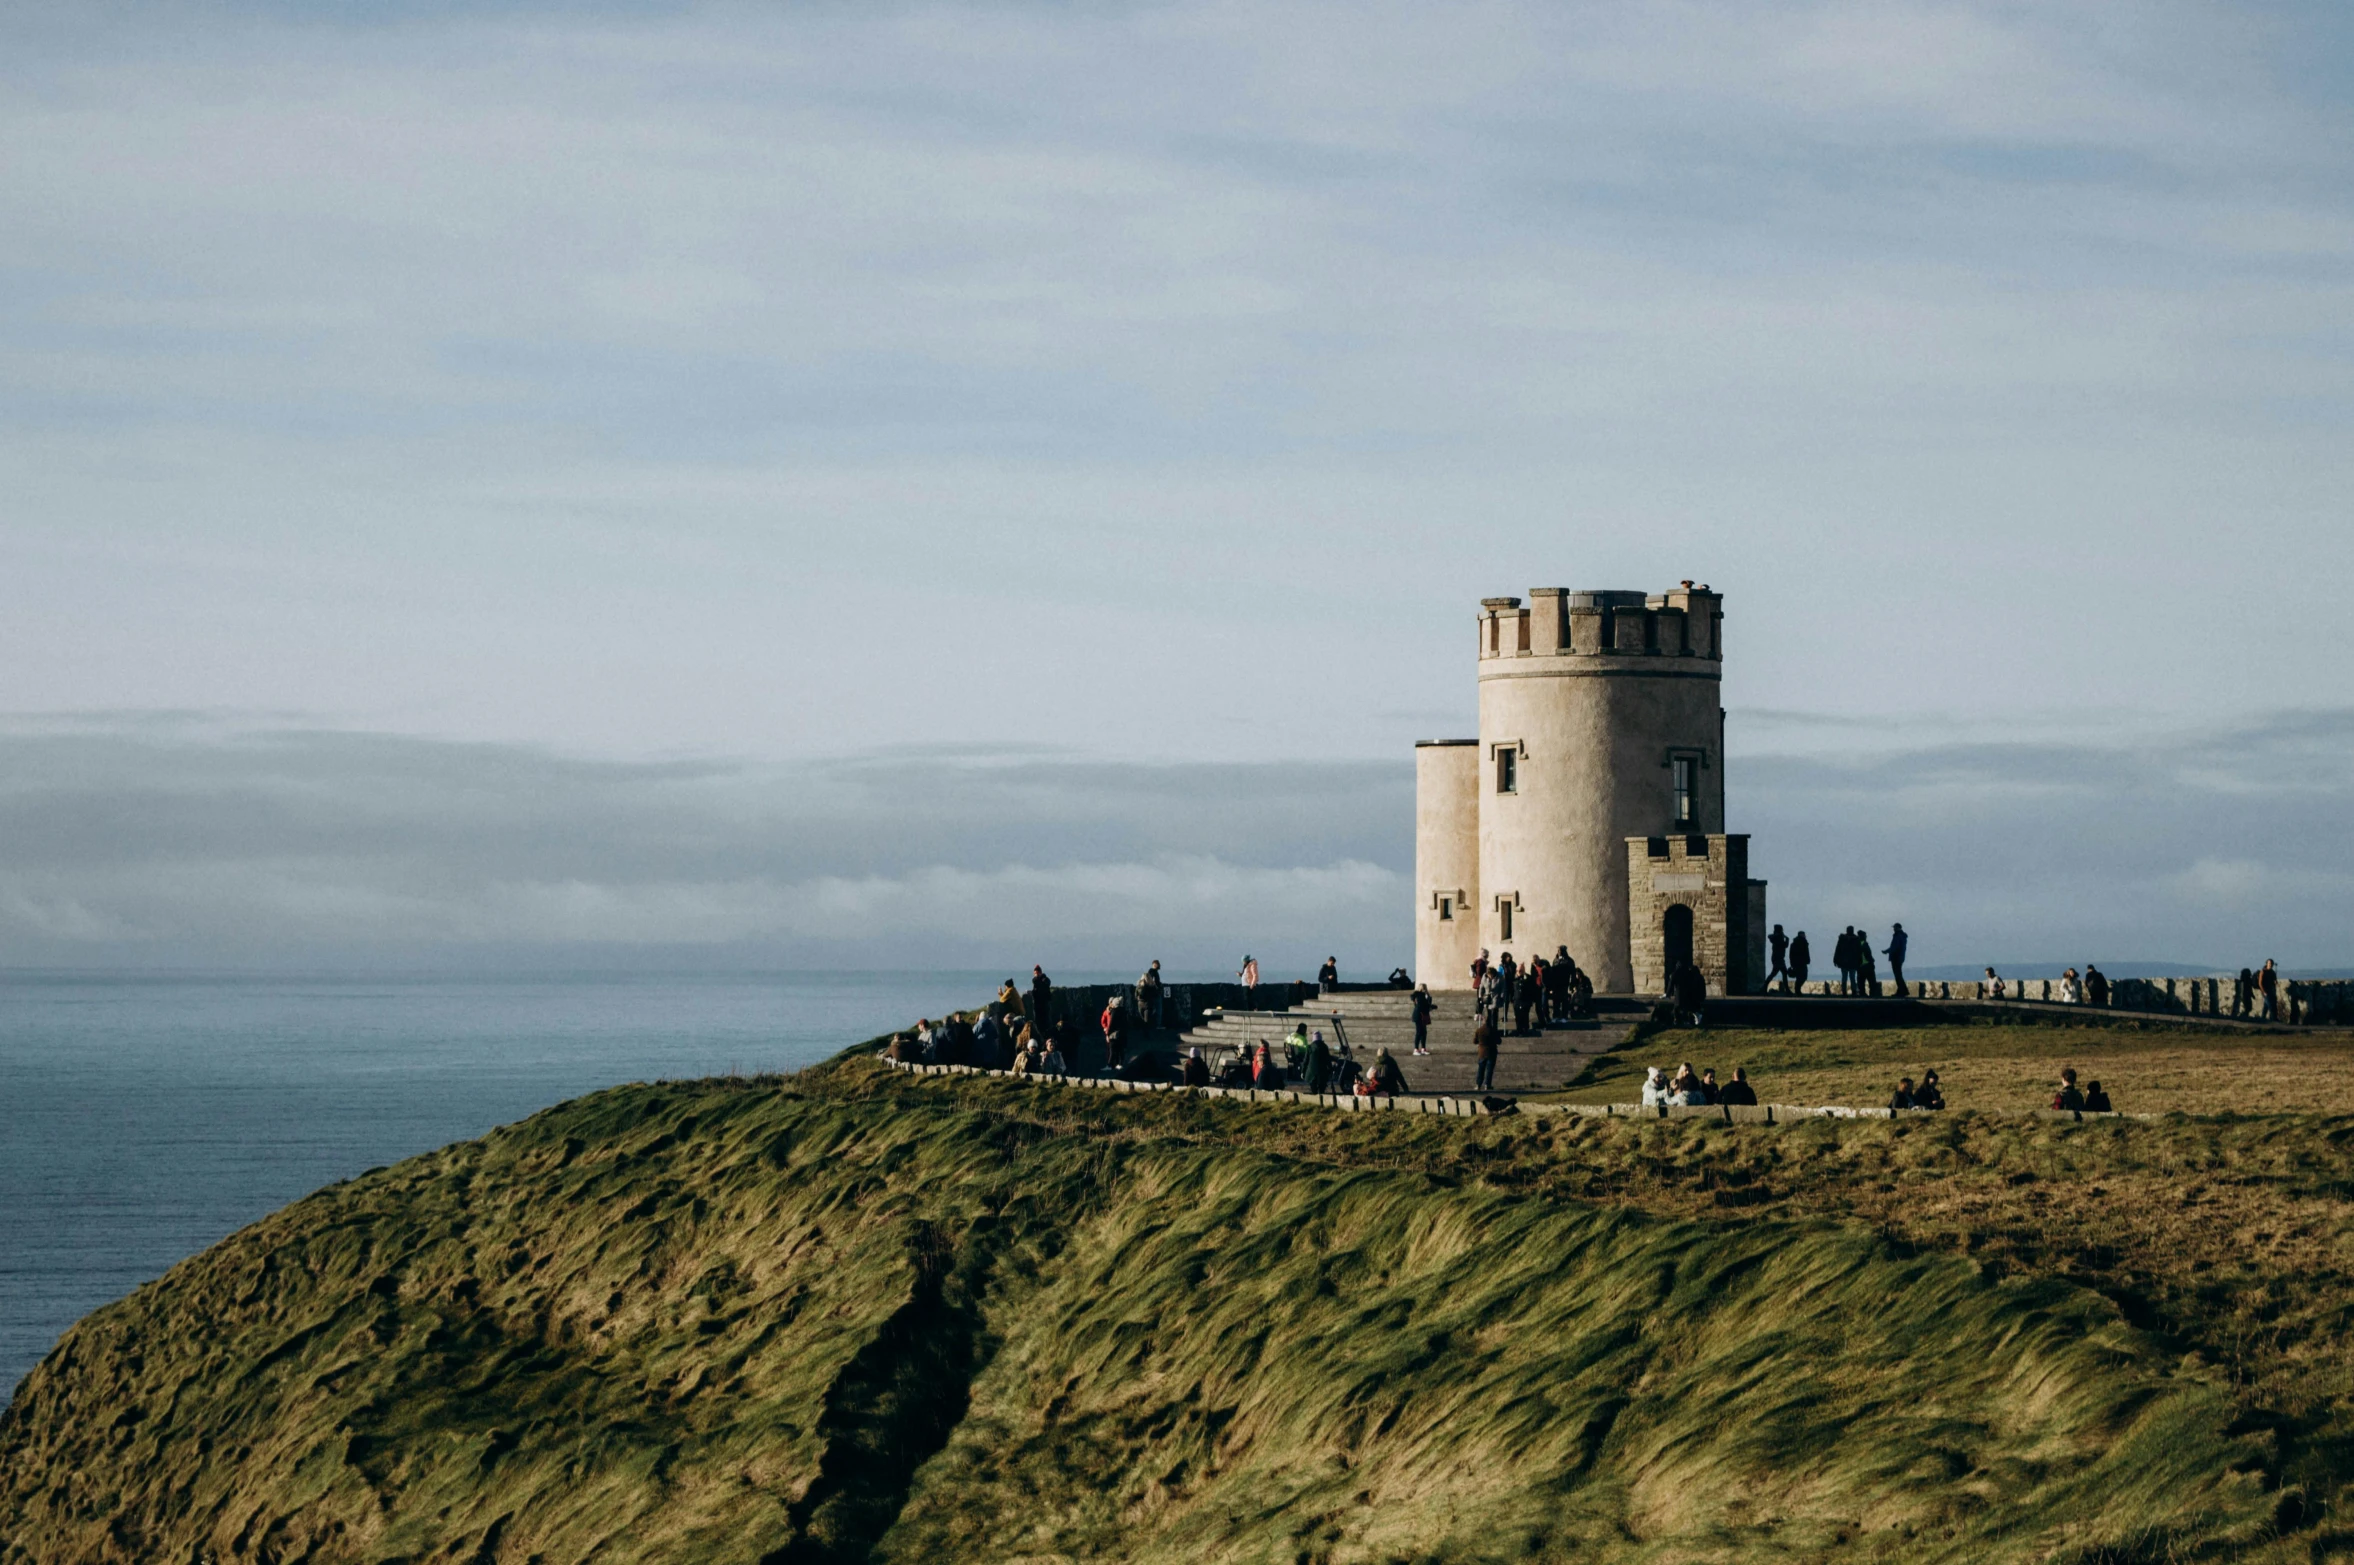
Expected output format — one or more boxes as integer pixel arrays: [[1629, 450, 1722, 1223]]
[[1672, 754, 1697, 828], [1498, 902, 1513, 941], [1497, 746, 1518, 794], [1437, 897, 1453, 922]]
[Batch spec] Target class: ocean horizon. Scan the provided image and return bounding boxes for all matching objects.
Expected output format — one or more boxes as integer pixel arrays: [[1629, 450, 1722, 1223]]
[[0, 968, 1083, 1399]]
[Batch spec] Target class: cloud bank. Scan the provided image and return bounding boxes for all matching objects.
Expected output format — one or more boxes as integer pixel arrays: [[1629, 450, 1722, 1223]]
[[3, 710, 2347, 975]]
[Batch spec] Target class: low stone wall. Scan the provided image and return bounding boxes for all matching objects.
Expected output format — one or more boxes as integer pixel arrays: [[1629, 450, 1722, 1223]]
[[1001, 980, 1325, 1036], [885, 1058, 1509, 1114], [1777, 976, 2350, 1025], [882, 1060, 2142, 1123]]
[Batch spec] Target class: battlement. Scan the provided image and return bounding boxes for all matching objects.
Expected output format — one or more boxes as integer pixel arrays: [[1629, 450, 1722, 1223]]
[[1477, 582, 1723, 664]]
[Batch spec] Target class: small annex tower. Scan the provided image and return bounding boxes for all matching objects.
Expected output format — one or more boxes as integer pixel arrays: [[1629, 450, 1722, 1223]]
[[1415, 583, 1764, 995]]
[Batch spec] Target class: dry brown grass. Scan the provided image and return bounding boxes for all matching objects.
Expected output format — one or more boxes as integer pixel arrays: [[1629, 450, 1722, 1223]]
[[1552, 1022, 2354, 1116]]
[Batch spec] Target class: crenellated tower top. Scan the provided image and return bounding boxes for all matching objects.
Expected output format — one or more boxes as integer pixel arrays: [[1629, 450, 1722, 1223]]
[[1477, 582, 1723, 663]]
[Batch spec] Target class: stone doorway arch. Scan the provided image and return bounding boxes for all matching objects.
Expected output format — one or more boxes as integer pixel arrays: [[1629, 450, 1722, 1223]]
[[1663, 902, 1694, 979]]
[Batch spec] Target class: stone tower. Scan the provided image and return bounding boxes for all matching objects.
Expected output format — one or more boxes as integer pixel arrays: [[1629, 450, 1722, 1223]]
[[1415, 583, 1737, 993]]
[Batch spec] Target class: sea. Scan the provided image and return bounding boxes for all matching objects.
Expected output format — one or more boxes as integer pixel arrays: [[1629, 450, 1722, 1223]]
[[0, 969, 1009, 1400]]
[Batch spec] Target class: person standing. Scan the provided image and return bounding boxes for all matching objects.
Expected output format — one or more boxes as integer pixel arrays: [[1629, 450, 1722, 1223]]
[[1856, 934, 1878, 998], [1318, 956, 1339, 993], [1768, 924, 1790, 992], [1029, 965, 1054, 1033], [1473, 1011, 1499, 1092], [1548, 946, 1573, 1022], [1513, 964, 1537, 1035], [1138, 959, 1165, 1029], [1304, 1030, 1333, 1094], [2259, 959, 2279, 1022], [1470, 947, 1490, 991], [1833, 927, 1857, 995], [1099, 997, 1129, 1075], [2086, 964, 2110, 1008], [1411, 983, 1435, 1056], [2234, 967, 2253, 1019], [1884, 923, 1908, 996], [1239, 954, 1260, 1009], [1787, 931, 1810, 992], [1674, 960, 1708, 1027]]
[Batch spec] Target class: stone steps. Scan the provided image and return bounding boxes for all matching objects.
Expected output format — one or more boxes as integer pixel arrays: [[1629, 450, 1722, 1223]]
[[1165, 994, 1633, 1094]]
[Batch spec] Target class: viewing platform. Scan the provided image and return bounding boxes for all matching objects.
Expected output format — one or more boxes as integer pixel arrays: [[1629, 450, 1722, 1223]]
[[1168, 986, 1640, 1094]]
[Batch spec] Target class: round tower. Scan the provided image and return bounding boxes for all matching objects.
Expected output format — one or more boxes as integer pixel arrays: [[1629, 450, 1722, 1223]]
[[1473, 583, 1725, 992]]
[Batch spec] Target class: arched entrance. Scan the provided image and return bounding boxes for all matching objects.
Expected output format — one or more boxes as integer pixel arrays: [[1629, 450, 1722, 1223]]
[[1662, 903, 1694, 980]]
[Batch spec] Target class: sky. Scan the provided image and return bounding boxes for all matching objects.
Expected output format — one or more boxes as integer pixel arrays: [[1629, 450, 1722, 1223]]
[[2, 1, 2349, 974]]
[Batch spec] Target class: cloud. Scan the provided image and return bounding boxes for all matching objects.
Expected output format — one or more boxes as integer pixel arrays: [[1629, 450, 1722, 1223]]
[[0, 717, 1410, 971], [1737, 708, 2354, 968], [0, 2, 2349, 766], [1, 708, 2349, 974]]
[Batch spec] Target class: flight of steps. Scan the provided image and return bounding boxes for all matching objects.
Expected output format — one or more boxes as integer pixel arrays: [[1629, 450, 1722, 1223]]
[[1166, 988, 1640, 1095]]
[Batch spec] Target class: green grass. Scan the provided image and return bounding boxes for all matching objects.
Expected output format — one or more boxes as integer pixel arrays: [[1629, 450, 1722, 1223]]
[[1555, 1022, 2354, 1117], [5, 1052, 2352, 1563]]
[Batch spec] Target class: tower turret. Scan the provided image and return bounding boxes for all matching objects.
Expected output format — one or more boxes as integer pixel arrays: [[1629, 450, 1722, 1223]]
[[1454, 581, 1726, 992]]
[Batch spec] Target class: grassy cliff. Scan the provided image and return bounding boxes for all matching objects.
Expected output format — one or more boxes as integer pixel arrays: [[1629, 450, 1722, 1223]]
[[5, 1053, 2350, 1563]]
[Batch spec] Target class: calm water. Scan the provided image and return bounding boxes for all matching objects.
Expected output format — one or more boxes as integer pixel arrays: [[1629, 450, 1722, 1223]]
[[0, 970, 997, 1398]]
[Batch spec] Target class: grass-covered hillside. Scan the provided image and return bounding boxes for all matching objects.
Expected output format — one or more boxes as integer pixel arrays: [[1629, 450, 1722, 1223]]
[[6, 1049, 2354, 1563]]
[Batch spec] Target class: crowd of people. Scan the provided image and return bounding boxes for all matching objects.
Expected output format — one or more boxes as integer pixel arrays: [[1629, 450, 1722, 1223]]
[[1979, 963, 2115, 1006], [1764, 922, 1910, 996], [1639, 1063, 1760, 1107], [880, 958, 1425, 1097], [1468, 946, 1596, 1034], [878, 954, 2150, 1118]]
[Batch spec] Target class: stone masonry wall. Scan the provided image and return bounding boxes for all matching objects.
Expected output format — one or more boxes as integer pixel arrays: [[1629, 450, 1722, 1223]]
[[1624, 833, 1756, 997]]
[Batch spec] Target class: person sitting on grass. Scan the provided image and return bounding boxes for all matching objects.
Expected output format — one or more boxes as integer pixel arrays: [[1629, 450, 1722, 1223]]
[[1889, 1077, 1916, 1110], [2083, 1079, 2113, 1113], [1040, 1035, 1068, 1077], [1718, 1066, 1758, 1106], [1669, 1063, 1707, 1106], [1641, 1066, 1671, 1108], [1372, 1047, 1410, 1097], [1913, 1069, 1946, 1110], [2052, 1067, 2085, 1112], [1699, 1067, 1722, 1104]]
